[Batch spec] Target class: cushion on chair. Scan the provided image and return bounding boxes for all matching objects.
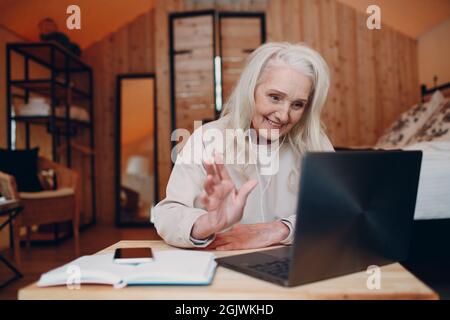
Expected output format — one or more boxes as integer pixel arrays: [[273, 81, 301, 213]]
[[0, 147, 44, 192], [38, 168, 57, 190], [19, 187, 74, 199]]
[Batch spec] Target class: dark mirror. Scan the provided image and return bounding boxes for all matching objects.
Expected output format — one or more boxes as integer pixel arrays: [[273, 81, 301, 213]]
[[115, 74, 158, 226]]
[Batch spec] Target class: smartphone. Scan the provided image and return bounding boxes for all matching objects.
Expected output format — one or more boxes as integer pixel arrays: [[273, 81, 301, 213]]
[[113, 247, 154, 264]]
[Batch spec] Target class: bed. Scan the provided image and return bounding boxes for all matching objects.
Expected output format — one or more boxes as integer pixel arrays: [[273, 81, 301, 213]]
[[337, 81, 450, 263]]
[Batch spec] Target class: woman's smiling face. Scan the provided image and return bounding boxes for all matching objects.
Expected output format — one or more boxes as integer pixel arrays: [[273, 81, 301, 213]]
[[252, 62, 312, 140]]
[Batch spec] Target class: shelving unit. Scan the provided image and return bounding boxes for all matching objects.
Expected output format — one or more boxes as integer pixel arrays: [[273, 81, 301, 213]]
[[5, 42, 96, 236]]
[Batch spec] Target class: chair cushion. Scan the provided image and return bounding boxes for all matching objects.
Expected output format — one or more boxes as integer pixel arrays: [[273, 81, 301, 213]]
[[0, 147, 43, 192], [38, 168, 57, 190], [19, 187, 74, 199]]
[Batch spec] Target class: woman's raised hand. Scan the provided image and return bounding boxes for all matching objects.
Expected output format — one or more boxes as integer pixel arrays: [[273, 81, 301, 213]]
[[190, 152, 258, 240]]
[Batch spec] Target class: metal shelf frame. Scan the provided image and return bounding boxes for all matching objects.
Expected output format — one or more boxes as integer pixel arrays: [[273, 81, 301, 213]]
[[5, 42, 96, 232]]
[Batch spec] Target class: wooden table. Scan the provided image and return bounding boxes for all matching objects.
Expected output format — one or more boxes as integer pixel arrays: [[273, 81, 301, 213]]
[[18, 240, 438, 300]]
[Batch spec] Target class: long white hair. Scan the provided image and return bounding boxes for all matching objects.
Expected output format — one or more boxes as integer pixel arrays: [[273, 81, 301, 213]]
[[221, 42, 331, 188]]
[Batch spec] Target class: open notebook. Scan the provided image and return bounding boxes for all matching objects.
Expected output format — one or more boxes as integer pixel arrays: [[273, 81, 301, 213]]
[[37, 250, 217, 288]]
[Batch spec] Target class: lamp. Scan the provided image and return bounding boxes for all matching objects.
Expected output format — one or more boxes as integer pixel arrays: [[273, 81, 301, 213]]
[[126, 155, 149, 176]]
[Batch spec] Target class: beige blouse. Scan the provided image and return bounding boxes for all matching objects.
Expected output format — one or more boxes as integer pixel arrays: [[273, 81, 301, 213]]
[[153, 115, 334, 248]]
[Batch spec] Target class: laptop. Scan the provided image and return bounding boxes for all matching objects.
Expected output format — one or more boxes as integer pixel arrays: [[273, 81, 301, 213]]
[[216, 150, 422, 287]]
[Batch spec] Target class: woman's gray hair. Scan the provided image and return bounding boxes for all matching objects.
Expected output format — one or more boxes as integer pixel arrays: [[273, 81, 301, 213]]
[[221, 42, 331, 189]]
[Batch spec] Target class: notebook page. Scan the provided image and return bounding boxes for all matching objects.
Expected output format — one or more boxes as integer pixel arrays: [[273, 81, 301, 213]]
[[37, 253, 131, 287], [125, 250, 216, 284]]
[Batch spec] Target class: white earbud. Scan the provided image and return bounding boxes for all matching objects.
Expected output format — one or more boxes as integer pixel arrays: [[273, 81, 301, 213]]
[[248, 132, 286, 223]]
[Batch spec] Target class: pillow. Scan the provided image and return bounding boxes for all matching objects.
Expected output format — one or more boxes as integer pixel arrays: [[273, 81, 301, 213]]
[[375, 90, 445, 149], [408, 99, 450, 144], [0, 147, 44, 192]]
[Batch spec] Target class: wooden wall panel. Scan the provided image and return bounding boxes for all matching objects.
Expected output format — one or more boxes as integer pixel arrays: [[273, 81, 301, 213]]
[[302, 0, 321, 51], [173, 14, 215, 134], [267, 0, 302, 42], [318, 0, 340, 142], [337, 3, 358, 146], [220, 17, 263, 102], [69, 128, 94, 225], [374, 27, 394, 133], [355, 13, 377, 144]]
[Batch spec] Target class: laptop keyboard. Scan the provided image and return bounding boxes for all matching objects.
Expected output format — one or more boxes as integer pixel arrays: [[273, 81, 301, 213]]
[[247, 258, 291, 279]]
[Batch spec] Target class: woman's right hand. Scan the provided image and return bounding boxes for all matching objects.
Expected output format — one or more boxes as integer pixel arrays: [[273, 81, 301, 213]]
[[190, 152, 258, 240]]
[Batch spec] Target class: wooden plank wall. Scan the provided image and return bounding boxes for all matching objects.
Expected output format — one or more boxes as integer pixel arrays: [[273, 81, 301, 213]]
[[82, 11, 155, 224], [220, 17, 264, 101], [173, 14, 215, 134], [83, 0, 419, 224]]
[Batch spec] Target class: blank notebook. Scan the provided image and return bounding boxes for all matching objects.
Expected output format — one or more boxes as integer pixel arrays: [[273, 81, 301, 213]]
[[37, 250, 217, 288]]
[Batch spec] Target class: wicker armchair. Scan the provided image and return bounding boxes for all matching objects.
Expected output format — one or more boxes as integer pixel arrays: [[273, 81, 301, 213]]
[[0, 157, 80, 266]]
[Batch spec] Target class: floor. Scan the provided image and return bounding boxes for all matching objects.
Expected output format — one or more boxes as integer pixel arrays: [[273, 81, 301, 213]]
[[1, 225, 449, 300], [0, 225, 160, 300]]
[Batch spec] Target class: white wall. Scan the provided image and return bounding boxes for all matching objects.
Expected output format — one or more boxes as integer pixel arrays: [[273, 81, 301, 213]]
[[418, 18, 450, 88]]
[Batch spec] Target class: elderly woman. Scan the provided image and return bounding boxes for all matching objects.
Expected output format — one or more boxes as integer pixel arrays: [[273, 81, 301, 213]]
[[153, 42, 334, 250]]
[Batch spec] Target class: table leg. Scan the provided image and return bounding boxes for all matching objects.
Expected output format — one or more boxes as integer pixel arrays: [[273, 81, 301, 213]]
[[9, 212, 14, 249], [0, 254, 23, 289], [13, 218, 21, 267]]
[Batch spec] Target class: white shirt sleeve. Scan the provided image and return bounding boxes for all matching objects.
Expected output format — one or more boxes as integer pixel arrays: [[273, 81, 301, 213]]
[[153, 129, 214, 248]]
